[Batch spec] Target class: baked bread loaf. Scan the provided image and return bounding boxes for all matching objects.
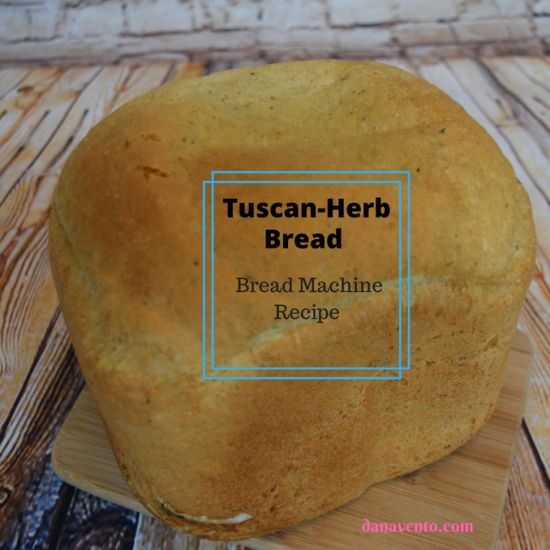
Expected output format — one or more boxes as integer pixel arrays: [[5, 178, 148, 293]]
[[49, 60, 535, 540]]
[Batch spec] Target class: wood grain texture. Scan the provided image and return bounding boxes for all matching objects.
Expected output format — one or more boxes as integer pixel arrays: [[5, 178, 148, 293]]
[[0, 62, 172, 423], [474, 58, 550, 482], [482, 58, 550, 137], [0, 62, 175, 549], [0, 310, 82, 545], [0, 57, 549, 548], [54, 489, 139, 550], [52, 333, 532, 550], [497, 427, 550, 550], [0, 68, 30, 100]]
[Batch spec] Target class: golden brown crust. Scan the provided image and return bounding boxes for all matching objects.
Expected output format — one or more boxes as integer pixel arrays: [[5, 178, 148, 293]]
[[48, 60, 535, 540]]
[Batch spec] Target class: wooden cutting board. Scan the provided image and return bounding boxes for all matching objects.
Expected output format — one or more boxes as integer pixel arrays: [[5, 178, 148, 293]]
[[52, 331, 532, 549]]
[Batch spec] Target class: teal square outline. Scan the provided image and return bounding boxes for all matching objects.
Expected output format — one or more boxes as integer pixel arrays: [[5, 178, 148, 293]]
[[202, 171, 411, 381]]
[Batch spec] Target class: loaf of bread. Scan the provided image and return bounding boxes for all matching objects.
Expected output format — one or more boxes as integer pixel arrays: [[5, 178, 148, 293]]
[[49, 60, 535, 540]]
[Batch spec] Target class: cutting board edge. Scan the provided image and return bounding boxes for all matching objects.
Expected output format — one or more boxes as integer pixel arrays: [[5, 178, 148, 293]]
[[489, 329, 533, 550]]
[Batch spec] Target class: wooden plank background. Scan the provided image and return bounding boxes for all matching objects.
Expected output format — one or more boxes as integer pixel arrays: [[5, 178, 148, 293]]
[[0, 57, 549, 549]]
